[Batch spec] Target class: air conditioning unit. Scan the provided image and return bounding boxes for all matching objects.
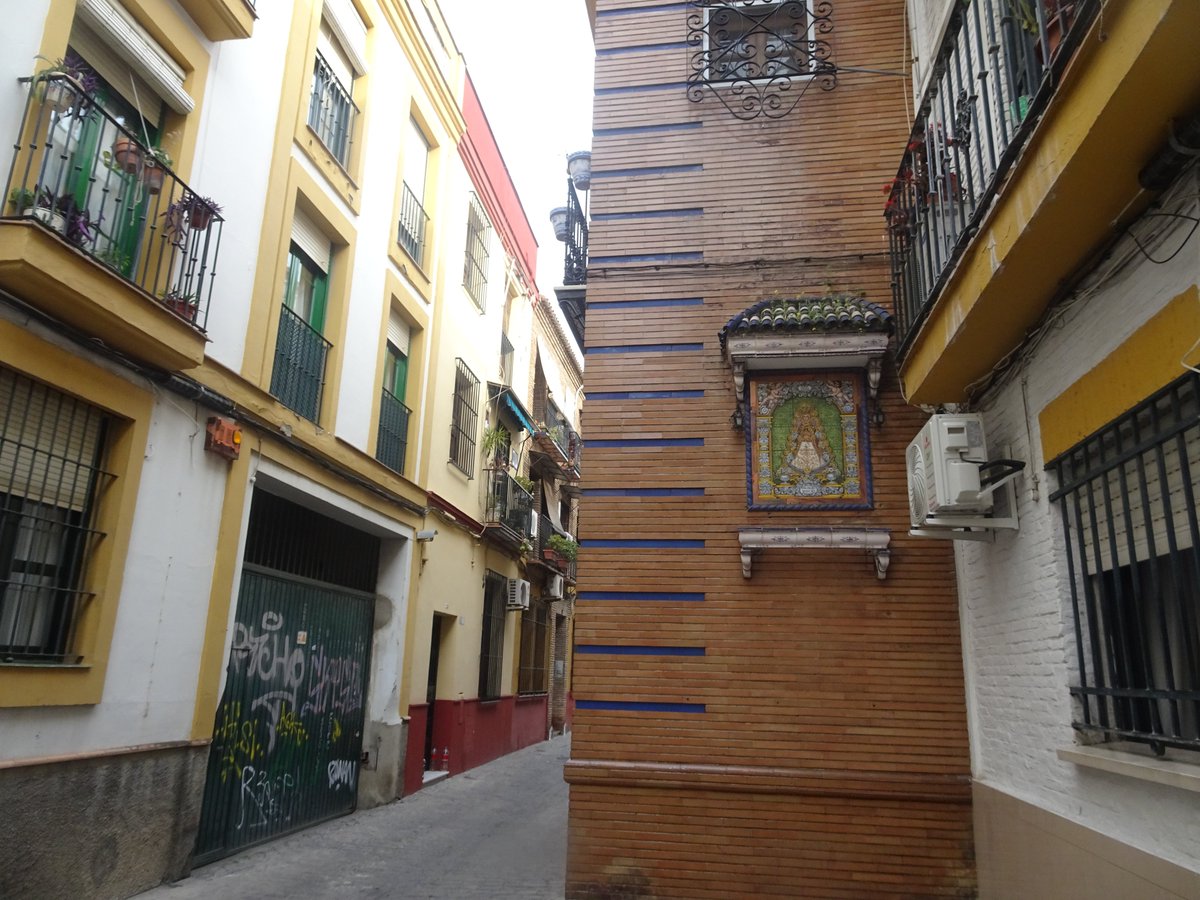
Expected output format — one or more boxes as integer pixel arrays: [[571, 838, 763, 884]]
[[546, 574, 564, 600], [906, 414, 1024, 539], [506, 577, 531, 610]]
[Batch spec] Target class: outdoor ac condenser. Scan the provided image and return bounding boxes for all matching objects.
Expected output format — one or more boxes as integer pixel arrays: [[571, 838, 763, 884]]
[[506, 578, 531, 610], [906, 414, 993, 528]]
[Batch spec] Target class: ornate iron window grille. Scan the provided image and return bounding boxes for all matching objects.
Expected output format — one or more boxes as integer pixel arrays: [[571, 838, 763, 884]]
[[687, 0, 836, 121]]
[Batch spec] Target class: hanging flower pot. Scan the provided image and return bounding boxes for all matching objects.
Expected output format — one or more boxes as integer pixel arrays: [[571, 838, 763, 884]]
[[141, 160, 166, 195], [112, 137, 143, 174], [566, 150, 592, 191], [549, 206, 569, 242], [42, 78, 77, 115], [188, 196, 222, 231]]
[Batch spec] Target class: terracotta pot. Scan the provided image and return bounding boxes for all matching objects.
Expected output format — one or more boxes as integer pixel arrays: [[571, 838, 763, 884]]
[[141, 161, 165, 195], [112, 137, 142, 175], [164, 295, 198, 322], [189, 204, 215, 231]]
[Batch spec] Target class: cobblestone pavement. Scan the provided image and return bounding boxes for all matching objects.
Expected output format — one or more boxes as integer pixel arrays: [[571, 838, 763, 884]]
[[137, 735, 570, 900]]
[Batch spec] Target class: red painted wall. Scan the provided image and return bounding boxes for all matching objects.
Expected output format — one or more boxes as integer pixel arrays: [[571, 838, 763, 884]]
[[403, 695, 550, 794]]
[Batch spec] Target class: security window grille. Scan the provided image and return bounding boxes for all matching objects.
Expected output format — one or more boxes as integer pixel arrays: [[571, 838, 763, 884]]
[[704, 1, 812, 82], [1048, 371, 1200, 753], [479, 571, 507, 700], [518, 599, 550, 694], [463, 194, 491, 309], [0, 368, 111, 662], [449, 359, 480, 477], [271, 245, 332, 423], [308, 50, 357, 167], [500, 333, 514, 387]]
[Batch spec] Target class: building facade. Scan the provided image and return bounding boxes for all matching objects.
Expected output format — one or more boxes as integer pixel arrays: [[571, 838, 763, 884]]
[[566, 0, 975, 895], [0, 1, 573, 896], [892, 0, 1200, 895]]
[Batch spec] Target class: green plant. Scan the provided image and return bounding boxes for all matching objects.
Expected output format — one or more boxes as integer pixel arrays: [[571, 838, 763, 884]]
[[513, 473, 534, 493], [546, 534, 578, 562], [8, 187, 36, 213], [482, 426, 509, 464], [96, 244, 131, 272]]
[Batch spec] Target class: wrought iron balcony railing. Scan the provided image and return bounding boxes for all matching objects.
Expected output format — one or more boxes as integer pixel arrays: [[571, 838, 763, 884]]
[[537, 513, 577, 582], [543, 400, 583, 471], [308, 51, 357, 168], [485, 469, 535, 540], [3, 72, 224, 329], [270, 304, 332, 423], [886, 0, 1093, 350], [376, 388, 411, 474], [398, 181, 429, 266], [564, 178, 587, 286]]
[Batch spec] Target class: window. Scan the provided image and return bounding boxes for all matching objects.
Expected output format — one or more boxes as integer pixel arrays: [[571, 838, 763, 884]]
[[271, 214, 333, 423], [704, 1, 812, 82], [463, 193, 491, 309], [376, 311, 411, 474], [499, 333, 515, 388], [398, 118, 431, 265], [1, 368, 110, 663], [518, 599, 550, 694], [479, 570, 507, 700], [308, 13, 361, 167], [1048, 371, 1200, 752], [449, 358, 480, 477]]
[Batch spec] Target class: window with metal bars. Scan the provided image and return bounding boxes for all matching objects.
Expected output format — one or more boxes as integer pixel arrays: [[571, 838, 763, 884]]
[[479, 570, 507, 700], [702, 1, 813, 82], [0, 368, 111, 662], [1048, 371, 1200, 753], [449, 358, 480, 477], [308, 49, 357, 167], [518, 598, 549, 694], [462, 194, 490, 309]]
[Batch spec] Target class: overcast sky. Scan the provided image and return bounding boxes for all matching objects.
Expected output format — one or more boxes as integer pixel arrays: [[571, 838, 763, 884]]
[[439, 1, 595, 299]]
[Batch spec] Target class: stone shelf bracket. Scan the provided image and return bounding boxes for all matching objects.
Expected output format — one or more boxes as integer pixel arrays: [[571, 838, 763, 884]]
[[738, 527, 892, 580]]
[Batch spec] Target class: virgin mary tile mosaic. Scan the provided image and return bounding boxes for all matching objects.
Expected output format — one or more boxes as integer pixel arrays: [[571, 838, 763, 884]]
[[747, 372, 872, 510]]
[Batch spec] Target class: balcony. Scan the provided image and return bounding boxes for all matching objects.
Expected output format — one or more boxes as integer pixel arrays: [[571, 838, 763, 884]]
[[485, 469, 535, 543], [533, 399, 582, 479], [0, 72, 224, 370], [556, 177, 588, 348], [398, 182, 429, 267], [888, 0, 1200, 402], [376, 388, 411, 474], [270, 305, 331, 423]]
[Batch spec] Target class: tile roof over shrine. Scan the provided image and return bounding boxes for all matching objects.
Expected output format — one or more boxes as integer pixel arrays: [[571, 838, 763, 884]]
[[719, 295, 893, 349]]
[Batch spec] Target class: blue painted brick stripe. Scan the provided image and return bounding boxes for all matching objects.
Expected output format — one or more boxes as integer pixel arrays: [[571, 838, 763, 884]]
[[594, 122, 702, 137], [583, 539, 705, 549], [589, 298, 704, 309], [596, 41, 690, 56], [596, 3, 690, 17], [590, 252, 704, 265], [577, 700, 706, 713], [587, 438, 704, 448], [576, 645, 706, 656], [586, 390, 705, 400], [591, 164, 702, 179], [596, 82, 689, 96], [578, 590, 705, 602], [591, 208, 703, 221], [586, 343, 702, 354], [582, 488, 706, 497]]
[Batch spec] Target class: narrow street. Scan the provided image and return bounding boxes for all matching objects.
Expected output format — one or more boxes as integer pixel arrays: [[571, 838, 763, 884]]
[[139, 737, 570, 900]]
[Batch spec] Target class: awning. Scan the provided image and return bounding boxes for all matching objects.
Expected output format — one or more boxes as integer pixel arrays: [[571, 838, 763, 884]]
[[498, 387, 536, 435]]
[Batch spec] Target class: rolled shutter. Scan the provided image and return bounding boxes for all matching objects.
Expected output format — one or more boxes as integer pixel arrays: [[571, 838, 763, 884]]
[[74, 0, 193, 115], [387, 311, 410, 354], [291, 208, 332, 273]]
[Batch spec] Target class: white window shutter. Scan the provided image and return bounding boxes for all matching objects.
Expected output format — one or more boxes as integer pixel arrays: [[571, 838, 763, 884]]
[[387, 311, 411, 354], [321, 0, 369, 76], [291, 208, 332, 273]]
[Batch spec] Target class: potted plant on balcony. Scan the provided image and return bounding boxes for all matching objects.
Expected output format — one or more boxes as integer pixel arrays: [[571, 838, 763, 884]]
[[482, 426, 510, 468], [112, 135, 143, 174], [8, 187, 36, 216], [34, 53, 98, 114], [187, 195, 222, 231], [543, 534, 578, 568], [140, 148, 172, 195], [161, 287, 198, 323]]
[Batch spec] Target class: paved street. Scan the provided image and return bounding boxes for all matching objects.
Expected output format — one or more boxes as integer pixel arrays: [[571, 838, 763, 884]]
[[139, 736, 570, 900]]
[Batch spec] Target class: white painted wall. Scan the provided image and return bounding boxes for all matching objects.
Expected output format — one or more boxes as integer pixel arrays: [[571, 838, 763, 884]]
[[951, 172, 1200, 874], [0, 1, 56, 186], [0, 377, 229, 759], [192, 0, 292, 373]]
